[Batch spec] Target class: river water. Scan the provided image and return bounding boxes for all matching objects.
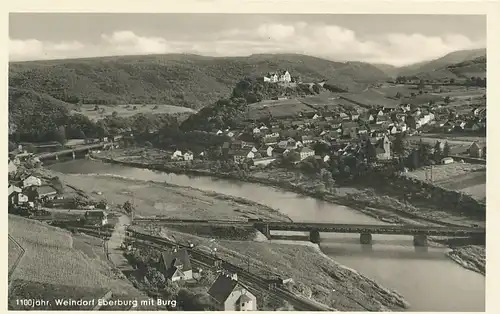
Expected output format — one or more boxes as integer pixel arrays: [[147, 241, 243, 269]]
[[49, 159, 485, 311]]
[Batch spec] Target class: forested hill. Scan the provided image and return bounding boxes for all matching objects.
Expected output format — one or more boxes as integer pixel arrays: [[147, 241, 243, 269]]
[[9, 53, 389, 110]]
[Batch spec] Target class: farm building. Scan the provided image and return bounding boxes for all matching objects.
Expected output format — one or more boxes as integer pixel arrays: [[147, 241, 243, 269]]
[[469, 141, 486, 158], [157, 248, 193, 282], [208, 273, 257, 311], [8, 184, 28, 206]]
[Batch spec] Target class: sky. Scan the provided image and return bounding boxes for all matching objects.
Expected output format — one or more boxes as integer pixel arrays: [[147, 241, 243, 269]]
[[9, 13, 486, 66]]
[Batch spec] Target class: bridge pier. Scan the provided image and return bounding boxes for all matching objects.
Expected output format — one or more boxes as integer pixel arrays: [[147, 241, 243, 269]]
[[55, 154, 59, 161], [413, 235, 428, 247], [309, 229, 321, 244], [72, 152, 76, 160], [360, 233, 372, 245], [258, 224, 271, 240]]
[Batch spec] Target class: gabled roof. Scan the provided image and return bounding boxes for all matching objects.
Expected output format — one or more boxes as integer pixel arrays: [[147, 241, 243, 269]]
[[8, 184, 22, 195], [160, 249, 192, 272], [36, 185, 58, 196], [208, 274, 239, 304]]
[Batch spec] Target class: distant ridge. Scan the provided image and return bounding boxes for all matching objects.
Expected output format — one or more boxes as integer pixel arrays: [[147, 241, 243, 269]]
[[396, 48, 486, 77]]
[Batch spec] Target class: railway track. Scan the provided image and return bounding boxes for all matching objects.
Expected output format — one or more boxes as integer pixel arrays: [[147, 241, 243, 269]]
[[127, 229, 332, 311]]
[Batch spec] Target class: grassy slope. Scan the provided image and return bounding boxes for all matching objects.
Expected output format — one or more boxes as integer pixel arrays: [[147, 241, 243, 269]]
[[8, 215, 149, 310], [9, 53, 389, 110], [396, 48, 486, 77]]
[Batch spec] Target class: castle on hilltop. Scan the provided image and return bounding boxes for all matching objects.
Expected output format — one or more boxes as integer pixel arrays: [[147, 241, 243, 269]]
[[263, 70, 292, 83]]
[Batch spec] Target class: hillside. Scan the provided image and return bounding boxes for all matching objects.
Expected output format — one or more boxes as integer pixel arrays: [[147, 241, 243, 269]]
[[9, 53, 389, 110], [8, 215, 150, 310], [396, 48, 486, 77], [9, 87, 74, 140], [412, 56, 486, 81]]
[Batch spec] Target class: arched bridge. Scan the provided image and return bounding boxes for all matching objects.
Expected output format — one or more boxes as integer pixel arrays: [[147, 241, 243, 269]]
[[37, 142, 112, 161]]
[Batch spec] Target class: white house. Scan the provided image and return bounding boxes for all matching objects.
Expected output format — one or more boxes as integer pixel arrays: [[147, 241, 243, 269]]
[[264, 70, 291, 84], [172, 150, 183, 160], [233, 150, 255, 163], [252, 127, 261, 134], [158, 248, 193, 282], [208, 273, 257, 311], [8, 184, 28, 206], [259, 146, 274, 157], [23, 175, 42, 188], [297, 147, 315, 160], [183, 151, 194, 161]]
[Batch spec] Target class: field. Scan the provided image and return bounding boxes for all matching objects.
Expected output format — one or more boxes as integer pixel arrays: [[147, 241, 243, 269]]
[[431, 88, 485, 99], [402, 163, 486, 201], [8, 214, 149, 310], [8, 236, 24, 276], [73, 104, 196, 121], [247, 98, 317, 120], [406, 135, 481, 155], [298, 94, 367, 112], [50, 172, 290, 222]]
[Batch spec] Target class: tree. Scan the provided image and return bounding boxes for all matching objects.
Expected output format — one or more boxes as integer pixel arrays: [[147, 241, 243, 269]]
[[123, 200, 135, 216], [313, 141, 329, 156], [25, 143, 36, 153], [392, 133, 406, 156], [8, 141, 16, 152], [419, 79, 425, 90], [443, 141, 451, 157], [54, 126, 67, 145], [199, 269, 217, 286], [96, 199, 108, 210], [365, 140, 377, 162], [418, 140, 432, 166], [320, 168, 335, 191], [433, 141, 442, 162], [444, 96, 451, 105]]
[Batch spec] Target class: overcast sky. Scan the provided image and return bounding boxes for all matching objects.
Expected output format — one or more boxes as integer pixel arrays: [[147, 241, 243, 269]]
[[9, 13, 486, 66]]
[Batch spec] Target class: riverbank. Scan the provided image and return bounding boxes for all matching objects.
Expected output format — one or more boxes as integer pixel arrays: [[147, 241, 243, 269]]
[[446, 245, 485, 276], [92, 149, 484, 228], [41, 169, 291, 223], [90, 149, 485, 276]]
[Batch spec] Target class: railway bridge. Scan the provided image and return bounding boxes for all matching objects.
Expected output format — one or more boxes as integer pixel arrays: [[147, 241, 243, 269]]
[[36, 142, 112, 161], [132, 218, 485, 247], [253, 222, 486, 246]]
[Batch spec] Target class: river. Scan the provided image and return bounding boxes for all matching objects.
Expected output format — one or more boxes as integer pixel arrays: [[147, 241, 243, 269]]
[[49, 159, 485, 312]]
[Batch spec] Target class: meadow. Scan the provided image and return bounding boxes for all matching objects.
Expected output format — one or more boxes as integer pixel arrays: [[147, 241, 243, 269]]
[[402, 163, 486, 201], [73, 104, 196, 121]]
